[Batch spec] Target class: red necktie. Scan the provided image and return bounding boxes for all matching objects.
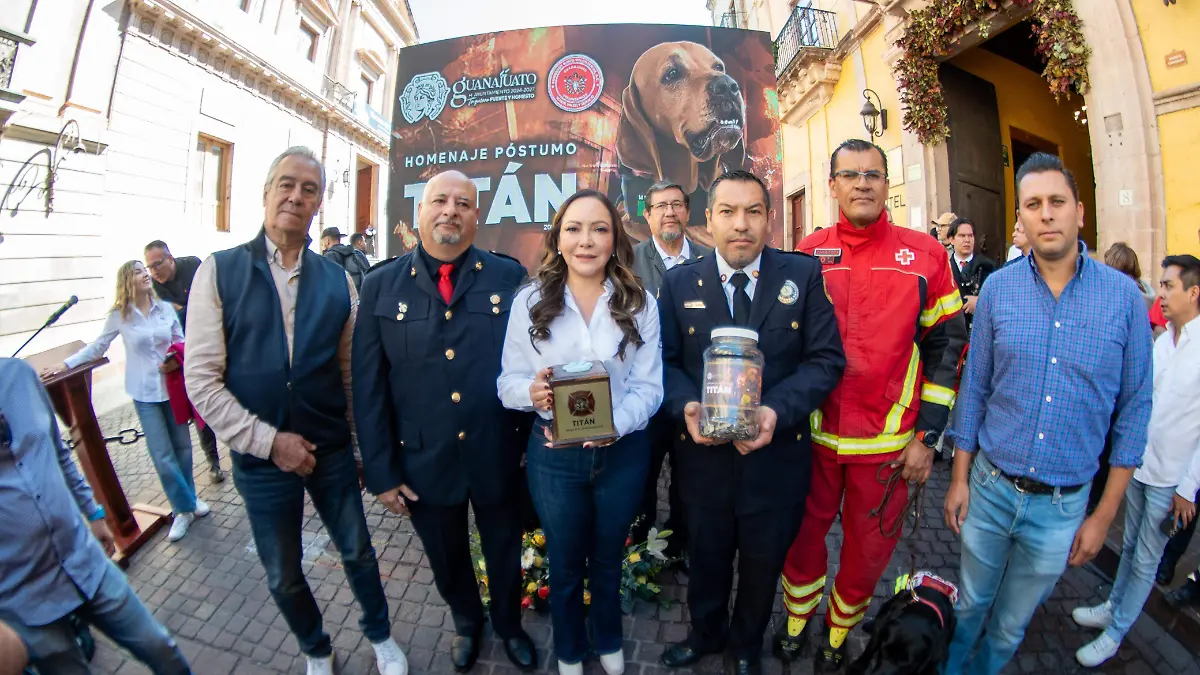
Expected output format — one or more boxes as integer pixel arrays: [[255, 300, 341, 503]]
[[438, 263, 454, 305]]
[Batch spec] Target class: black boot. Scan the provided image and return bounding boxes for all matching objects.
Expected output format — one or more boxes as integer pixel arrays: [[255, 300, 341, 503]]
[[813, 624, 847, 673], [772, 620, 811, 663], [1165, 577, 1200, 609]]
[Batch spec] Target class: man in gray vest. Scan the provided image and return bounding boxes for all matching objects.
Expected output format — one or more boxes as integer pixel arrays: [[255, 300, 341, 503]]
[[185, 147, 406, 675], [631, 180, 711, 563]]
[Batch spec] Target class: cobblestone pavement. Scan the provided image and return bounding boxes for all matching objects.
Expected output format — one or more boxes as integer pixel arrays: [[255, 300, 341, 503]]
[[86, 405, 1199, 675]]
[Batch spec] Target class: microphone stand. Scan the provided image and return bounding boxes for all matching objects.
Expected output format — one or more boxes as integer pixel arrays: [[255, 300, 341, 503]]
[[13, 318, 59, 358]]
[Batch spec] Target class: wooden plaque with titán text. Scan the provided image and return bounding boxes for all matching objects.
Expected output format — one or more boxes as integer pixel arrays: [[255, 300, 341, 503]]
[[549, 360, 617, 448]]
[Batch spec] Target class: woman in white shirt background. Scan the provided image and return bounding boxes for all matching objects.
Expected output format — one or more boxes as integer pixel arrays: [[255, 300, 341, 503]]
[[43, 261, 208, 542], [498, 189, 663, 675]]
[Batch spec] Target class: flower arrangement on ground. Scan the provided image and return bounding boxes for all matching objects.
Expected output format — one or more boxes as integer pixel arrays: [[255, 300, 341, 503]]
[[471, 521, 677, 614]]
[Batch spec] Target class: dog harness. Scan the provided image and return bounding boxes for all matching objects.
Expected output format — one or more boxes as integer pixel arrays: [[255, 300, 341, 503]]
[[894, 571, 959, 628]]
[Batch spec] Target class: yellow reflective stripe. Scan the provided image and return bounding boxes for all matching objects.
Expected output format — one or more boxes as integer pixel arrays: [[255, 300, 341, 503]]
[[784, 593, 823, 617], [828, 607, 868, 628], [812, 429, 915, 455], [919, 290, 964, 328], [810, 409, 914, 456], [831, 588, 872, 616], [882, 344, 920, 435], [921, 383, 957, 408], [782, 575, 826, 600]]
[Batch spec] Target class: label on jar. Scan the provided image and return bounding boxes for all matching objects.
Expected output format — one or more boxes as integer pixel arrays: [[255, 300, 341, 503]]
[[702, 356, 762, 423]]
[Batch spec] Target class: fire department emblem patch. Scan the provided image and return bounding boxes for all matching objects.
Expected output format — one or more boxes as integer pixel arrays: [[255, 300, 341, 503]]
[[567, 391, 596, 417], [778, 280, 799, 305], [547, 54, 604, 112]]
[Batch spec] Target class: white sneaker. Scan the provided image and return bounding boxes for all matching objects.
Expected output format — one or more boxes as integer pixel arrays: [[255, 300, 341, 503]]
[[194, 499, 210, 517], [1076, 633, 1119, 667], [370, 637, 408, 675], [1071, 601, 1113, 629], [306, 652, 335, 675], [599, 650, 625, 675], [558, 660, 583, 675], [166, 513, 193, 542]]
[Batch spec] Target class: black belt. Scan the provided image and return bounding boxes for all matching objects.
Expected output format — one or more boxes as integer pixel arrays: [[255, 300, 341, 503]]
[[998, 470, 1086, 495]]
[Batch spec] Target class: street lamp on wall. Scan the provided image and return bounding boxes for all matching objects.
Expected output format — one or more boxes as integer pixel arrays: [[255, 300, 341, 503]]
[[342, 169, 351, 188], [860, 88, 887, 139]]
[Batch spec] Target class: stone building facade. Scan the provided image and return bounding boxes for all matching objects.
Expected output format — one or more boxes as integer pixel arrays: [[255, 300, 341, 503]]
[[0, 0, 417, 412], [710, 0, 1198, 271]]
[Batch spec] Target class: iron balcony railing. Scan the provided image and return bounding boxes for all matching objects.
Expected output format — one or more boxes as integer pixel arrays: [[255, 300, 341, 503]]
[[718, 11, 745, 28], [773, 5, 838, 78], [321, 75, 357, 113], [0, 26, 36, 90]]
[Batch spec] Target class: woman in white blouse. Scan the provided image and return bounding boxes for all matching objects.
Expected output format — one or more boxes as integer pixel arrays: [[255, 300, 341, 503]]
[[498, 189, 663, 675], [44, 261, 208, 542]]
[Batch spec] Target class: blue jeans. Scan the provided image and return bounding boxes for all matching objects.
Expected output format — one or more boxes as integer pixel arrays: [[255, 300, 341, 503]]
[[1105, 478, 1175, 642], [13, 560, 191, 674], [526, 426, 650, 664], [945, 452, 1090, 675], [231, 447, 390, 657], [133, 400, 196, 514]]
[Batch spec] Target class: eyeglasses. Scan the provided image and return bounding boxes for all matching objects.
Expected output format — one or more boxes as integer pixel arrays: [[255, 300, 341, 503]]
[[649, 201, 686, 213], [146, 258, 172, 271], [834, 169, 886, 183]]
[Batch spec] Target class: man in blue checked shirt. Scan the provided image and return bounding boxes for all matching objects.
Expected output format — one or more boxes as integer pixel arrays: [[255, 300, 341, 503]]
[[942, 153, 1153, 675], [0, 356, 192, 673]]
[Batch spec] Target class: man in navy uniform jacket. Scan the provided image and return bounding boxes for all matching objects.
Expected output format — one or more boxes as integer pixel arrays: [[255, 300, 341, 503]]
[[353, 170, 537, 673], [656, 171, 845, 675]]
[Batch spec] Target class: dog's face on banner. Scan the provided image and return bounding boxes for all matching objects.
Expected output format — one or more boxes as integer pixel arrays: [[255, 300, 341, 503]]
[[616, 41, 747, 195]]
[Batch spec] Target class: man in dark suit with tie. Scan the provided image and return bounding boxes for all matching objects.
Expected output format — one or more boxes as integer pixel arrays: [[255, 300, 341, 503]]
[[948, 217, 998, 330], [657, 170, 845, 675], [630, 180, 712, 561], [353, 170, 537, 673]]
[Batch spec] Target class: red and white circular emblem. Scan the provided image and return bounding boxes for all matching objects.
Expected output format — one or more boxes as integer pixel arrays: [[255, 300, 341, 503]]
[[547, 54, 604, 113]]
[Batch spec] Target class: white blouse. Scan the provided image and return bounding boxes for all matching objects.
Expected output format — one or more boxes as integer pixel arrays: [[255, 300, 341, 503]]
[[65, 300, 184, 403], [498, 281, 664, 437]]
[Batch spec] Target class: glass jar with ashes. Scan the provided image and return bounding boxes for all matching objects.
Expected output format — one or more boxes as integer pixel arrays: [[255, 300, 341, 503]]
[[700, 327, 764, 441]]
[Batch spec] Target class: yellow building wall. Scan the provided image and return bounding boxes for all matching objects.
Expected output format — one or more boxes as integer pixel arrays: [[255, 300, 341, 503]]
[[1131, 0, 1199, 258], [1159, 107, 1200, 257], [948, 48, 1097, 247], [781, 24, 908, 236], [1131, 0, 1198, 93]]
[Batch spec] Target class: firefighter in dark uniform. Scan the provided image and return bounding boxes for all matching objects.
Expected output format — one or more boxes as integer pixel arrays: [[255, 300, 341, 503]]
[[353, 170, 537, 673]]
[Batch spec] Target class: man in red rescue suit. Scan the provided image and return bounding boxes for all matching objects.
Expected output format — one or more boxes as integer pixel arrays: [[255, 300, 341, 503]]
[[776, 139, 968, 671]]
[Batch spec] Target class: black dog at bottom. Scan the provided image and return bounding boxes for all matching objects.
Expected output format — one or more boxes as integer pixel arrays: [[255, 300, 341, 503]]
[[845, 573, 958, 675]]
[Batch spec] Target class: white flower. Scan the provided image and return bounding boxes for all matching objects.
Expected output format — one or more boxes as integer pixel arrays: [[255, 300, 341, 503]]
[[521, 547, 536, 570], [646, 528, 670, 561]]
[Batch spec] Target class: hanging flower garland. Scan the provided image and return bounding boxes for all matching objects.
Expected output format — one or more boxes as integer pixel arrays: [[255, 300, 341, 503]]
[[895, 0, 1091, 145]]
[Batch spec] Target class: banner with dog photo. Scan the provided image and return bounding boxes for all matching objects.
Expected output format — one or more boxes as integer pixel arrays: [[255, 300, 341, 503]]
[[387, 24, 782, 271]]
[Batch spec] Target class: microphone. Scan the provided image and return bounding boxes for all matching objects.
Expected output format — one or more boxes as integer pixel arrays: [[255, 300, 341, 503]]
[[12, 296, 79, 357], [46, 295, 79, 326]]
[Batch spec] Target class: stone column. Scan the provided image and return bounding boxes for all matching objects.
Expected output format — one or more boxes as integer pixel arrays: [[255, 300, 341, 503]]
[[1073, 0, 1164, 276]]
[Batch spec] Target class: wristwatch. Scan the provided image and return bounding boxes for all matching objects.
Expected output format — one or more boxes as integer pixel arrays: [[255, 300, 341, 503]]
[[916, 430, 940, 449]]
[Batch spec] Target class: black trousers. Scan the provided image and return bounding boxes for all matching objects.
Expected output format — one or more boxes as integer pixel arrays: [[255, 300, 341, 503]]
[[408, 496, 524, 640], [684, 502, 804, 661], [197, 423, 220, 468], [631, 412, 687, 554]]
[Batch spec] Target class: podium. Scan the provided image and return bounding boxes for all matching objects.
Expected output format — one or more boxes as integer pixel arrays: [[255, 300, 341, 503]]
[[24, 342, 170, 566]]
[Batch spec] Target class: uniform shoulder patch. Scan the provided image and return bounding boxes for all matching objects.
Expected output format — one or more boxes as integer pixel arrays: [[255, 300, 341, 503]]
[[367, 256, 401, 274], [487, 249, 522, 264], [777, 248, 817, 260]]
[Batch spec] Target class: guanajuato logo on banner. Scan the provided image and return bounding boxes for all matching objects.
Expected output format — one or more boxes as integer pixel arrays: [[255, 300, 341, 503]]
[[399, 72, 451, 124], [547, 54, 604, 112], [400, 68, 540, 124]]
